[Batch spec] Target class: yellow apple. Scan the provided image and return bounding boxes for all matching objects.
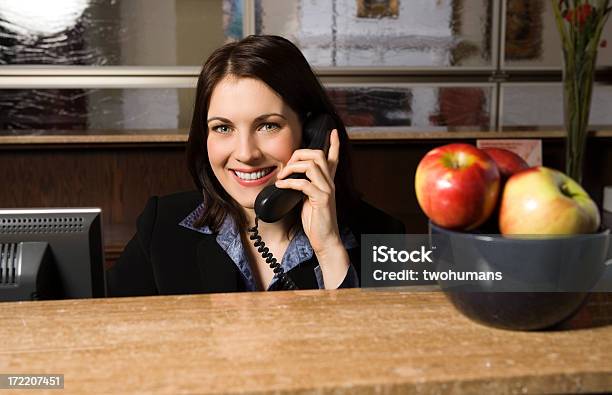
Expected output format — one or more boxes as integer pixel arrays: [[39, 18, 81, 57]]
[[499, 167, 600, 235]]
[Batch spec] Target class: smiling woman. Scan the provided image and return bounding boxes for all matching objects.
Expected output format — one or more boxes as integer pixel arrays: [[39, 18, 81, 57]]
[[206, 77, 302, 216], [106, 35, 405, 296]]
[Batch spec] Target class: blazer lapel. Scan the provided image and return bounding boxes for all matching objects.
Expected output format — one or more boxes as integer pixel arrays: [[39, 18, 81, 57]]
[[195, 236, 240, 293]]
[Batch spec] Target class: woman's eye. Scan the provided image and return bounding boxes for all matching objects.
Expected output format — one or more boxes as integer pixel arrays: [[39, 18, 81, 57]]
[[259, 122, 279, 132], [212, 125, 231, 133]]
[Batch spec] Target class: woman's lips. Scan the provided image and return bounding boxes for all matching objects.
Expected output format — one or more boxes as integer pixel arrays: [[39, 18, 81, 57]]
[[229, 167, 277, 187]]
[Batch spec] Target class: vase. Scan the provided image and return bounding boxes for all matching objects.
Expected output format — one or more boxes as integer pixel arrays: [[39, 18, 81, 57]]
[[562, 45, 598, 185]]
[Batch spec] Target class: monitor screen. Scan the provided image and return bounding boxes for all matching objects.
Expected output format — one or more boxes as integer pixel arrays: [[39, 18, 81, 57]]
[[0, 208, 105, 301]]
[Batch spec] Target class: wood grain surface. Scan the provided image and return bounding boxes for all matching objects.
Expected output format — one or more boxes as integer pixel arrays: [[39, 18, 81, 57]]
[[1, 289, 611, 394]]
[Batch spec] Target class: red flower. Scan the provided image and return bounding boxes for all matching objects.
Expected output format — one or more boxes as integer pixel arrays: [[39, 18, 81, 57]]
[[564, 3, 594, 26]]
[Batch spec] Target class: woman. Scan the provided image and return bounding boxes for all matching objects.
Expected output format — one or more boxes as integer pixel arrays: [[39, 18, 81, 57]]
[[107, 35, 404, 296]]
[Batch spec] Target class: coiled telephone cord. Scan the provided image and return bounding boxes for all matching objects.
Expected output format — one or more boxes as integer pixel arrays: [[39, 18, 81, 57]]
[[248, 217, 298, 290]]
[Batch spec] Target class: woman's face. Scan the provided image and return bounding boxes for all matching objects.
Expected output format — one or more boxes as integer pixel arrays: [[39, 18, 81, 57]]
[[206, 76, 302, 210]]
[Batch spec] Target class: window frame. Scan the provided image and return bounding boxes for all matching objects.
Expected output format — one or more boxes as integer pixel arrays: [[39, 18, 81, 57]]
[[0, 0, 609, 134]]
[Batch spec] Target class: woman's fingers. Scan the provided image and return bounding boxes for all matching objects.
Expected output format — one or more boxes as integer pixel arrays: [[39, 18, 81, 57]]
[[276, 129, 341, 192], [327, 129, 340, 179], [281, 129, 340, 183], [278, 151, 332, 185], [276, 160, 332, 193], [274, 178, 329, 205]]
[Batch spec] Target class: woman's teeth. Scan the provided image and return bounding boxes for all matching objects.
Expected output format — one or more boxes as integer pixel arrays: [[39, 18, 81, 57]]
[[234, 168, 273, 181]]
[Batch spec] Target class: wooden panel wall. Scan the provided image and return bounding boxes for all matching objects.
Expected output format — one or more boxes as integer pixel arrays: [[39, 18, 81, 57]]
[[2, 138, 611, 267]]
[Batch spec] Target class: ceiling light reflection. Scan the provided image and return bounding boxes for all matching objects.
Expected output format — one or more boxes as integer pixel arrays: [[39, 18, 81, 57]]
[[0, 0, 89, 37]]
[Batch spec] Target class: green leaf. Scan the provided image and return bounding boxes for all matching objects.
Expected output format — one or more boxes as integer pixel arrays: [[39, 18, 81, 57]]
[[552, 0, 571, 46]]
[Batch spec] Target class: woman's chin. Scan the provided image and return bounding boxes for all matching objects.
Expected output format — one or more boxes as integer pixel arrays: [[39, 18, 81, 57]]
[[227, 180, 277, 213], [233, 196, 257, 211]]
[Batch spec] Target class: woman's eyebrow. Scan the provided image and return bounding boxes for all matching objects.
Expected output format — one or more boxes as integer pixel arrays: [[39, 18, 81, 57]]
[[207, 116, 232, 124], [207, 113, 287, 124], [253, 113, 287, 123]]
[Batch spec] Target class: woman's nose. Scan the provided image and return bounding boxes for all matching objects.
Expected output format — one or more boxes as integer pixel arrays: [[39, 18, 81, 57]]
[[234, 131, 263, 163]]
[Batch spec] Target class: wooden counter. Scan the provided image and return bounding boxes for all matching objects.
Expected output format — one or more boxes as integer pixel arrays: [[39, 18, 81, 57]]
[[1, 289, 611, 394]]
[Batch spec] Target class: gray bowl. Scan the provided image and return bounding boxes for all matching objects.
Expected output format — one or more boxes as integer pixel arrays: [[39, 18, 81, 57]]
[[429, 222, 612, 330]]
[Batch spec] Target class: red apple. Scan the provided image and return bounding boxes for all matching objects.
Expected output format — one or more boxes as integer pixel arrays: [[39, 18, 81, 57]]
[[482, 148, 529, 180], [477, 148, 530, 232], [415, 143, 500, 230], [500, 167, 600, 235]]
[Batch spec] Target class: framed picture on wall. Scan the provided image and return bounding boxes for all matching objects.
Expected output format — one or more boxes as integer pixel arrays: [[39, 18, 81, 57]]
[[356, 0, 399, 18], [505, 0, 543, 60]]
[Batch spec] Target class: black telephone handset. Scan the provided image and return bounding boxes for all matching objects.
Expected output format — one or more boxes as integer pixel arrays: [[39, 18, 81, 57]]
[[254, 113, 335, 223], [248, 113, 336, 290]]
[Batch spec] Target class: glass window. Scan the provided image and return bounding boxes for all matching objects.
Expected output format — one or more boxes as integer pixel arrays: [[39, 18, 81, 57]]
[[3, 1, 610, 136], [0, 0, 242, 66], [501, 83, 612, 129], [255, 0, 494, 67], [327, 84, 494, 130], [0, 88, 195, 132], [504, 0, 612, 69]]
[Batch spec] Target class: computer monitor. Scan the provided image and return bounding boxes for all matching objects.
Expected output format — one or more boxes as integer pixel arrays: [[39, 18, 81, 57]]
[[0, 208, 105, 301]]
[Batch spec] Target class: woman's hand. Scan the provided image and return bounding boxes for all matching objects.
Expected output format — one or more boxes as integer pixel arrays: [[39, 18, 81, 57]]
[[274, 129, 349, 287]]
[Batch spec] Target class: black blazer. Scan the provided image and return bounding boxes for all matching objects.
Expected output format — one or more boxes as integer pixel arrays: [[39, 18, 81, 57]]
[[106, 191, 405, 296]]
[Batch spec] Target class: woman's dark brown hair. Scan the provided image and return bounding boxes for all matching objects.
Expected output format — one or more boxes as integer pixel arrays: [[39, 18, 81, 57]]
[[186, 34, 361, 232]]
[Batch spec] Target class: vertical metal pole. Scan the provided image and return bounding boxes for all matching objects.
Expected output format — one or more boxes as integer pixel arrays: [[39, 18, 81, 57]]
[[493, 0, 506, 131], [332, 0, 337, 67], [243, 0, 256, 36]]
